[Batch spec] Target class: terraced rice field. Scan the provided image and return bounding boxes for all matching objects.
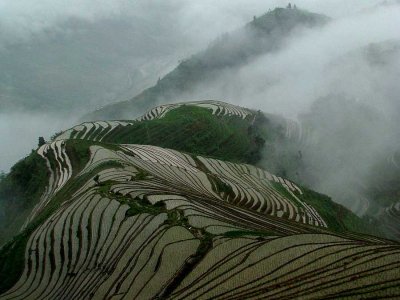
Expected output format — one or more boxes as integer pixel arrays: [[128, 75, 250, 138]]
[[284, 119, 314, 148], [22, 141, 73, 228], [137, 100, 252, 121], [54, 120, 134, 142], [170, 234, 400, 299], [73, 143, 326, 228], [2, 162, 399, 299], [381, 201, 400, 240], [2, 101, 400, 299], [1, 189, 198, 300]]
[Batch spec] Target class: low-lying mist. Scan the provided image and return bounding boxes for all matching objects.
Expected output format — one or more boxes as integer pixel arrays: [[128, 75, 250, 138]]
[[176, 3, 400, 213], [0, 112, 72, 172]]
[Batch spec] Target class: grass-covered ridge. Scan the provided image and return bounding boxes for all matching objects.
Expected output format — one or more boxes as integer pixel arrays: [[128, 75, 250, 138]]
[[104, 105, 265, 164]]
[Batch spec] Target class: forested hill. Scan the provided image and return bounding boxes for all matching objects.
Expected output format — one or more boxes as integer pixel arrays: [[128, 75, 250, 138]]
[[83, 7, 329, 121]]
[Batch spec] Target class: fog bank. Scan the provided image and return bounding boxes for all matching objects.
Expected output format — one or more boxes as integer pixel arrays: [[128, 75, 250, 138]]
[[0, 113, 71, 172]]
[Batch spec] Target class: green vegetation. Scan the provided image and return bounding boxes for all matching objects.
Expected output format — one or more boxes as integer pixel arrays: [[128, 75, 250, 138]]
[[366, 157, 400, 208], [125, 196, 165, 217], [104, 106, 268, 164], [134, 169, 150, 180], [0, 151, 49, 246], [206, 172, 237, 200], [64, 139, 92, 174], [38, 136, 46, 147], [0, 139, 106, 293], [251, 7, 328, 33], [160, 211, 214, 299], [95, 177, 167, 217], [268, 181, 382, 237], [164, 210, 191, 228], [0, 227, 32, 294], [300, 187, 382, 236], [50, 130, 63, 140]]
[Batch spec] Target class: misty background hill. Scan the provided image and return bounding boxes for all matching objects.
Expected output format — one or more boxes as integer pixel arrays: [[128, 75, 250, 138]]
[[79, 5, 400, 216], [83, 7, 328, 120]]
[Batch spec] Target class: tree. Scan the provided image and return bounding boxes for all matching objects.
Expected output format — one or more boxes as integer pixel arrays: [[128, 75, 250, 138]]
[[294, 4, 297, 9], [0, 171, 6, 182], [38, 136, 46, 147], [287, 3, 292, 9]]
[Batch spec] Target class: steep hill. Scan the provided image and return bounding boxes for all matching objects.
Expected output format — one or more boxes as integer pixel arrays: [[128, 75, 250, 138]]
[[1, 101, 398, 299], [83, 7, 329, 121]]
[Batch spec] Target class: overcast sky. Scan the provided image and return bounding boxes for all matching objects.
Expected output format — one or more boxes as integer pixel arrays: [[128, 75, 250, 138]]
[[0, 0, 387, 48]]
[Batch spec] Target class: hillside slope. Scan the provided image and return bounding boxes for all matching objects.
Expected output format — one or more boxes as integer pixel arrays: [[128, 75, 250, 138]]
[[83, 7, 328, 121], [1, 101, 398, 299]]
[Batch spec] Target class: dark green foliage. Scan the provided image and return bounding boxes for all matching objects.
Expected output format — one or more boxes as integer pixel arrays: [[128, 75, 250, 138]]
[[214, 179, 234, 195], [0, 152, 48, 209], [0, 152, 49, 245], [125, 196, 167, 217], [64, 139, 91, 174], [104, 106, 268, 164], [95, 179, 165, 217], [250, 111, 288, 166], [300, 187, 382, 236], [38, 136, 46, 147], [208, 174, 235, 199], [158, 216, 213, 299], [268, 180, 382, 237], [134, 169, 150, 180], [0, 171, 6, 183], [50, 130, 63, 140], [365, 153, 400, 208], [125, 196, 166, 217], [0, 229, 31, 294]]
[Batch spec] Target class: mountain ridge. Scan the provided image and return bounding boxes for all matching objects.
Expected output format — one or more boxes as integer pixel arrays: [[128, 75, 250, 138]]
[[82, 7, 329, 121]]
